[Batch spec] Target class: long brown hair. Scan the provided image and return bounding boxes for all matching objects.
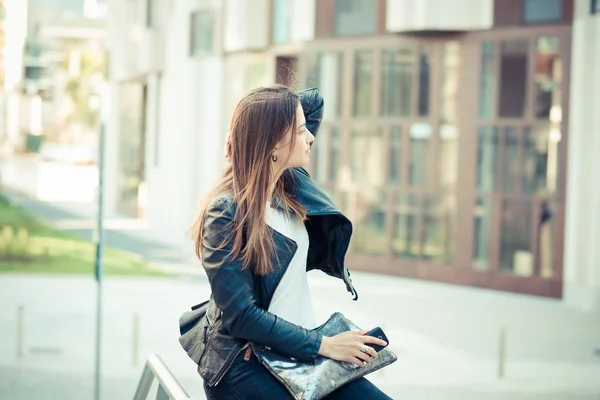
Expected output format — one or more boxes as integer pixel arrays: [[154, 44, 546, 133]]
[[189, 86, 307, 275]]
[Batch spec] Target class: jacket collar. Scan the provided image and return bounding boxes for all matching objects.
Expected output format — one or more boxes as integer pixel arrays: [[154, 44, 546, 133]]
[[272, 168, 341, 217]]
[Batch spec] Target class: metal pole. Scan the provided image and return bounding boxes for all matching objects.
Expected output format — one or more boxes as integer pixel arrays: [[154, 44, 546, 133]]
[[132, 313, 139, 366], [498, 327, 506, 379], [93, 120, 106, 400], [16, 305, 24, 359]]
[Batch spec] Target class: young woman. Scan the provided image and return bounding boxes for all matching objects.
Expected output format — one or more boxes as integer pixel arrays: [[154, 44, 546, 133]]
[[189, 86, 391, 399]]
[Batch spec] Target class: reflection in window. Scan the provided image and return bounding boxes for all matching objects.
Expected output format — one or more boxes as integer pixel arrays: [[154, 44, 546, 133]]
[[479, 42, 495, 119], [476, 126, 498, 192], [351, 126, 384, 185], [523, 125, 560, 194], [393, 195, 421, 258], [354, 51, 373, 116], [441, 42, 460, 124], [499, 40, 528, 118], [329, 126, 341, 183], [500, 199, 533, 276], [389, 126, 402, 185], [418, 49, 430, 117], [502, 127, 519, 192], [409, 123, 431, 187], [273, 0, 291, 43], [309, 53, 343, 120], [523, 0, 562, 24], [538, 201, 555, 278], [334, 0, 378, 36], [535, 37, 562, 120], [381, 49, 413, 117], [190, 11, 215, 57], [473, 197, 492, 270], [349, 191, 387, 255], [422, 195, 454, 263], [439, 124, 459, 190]]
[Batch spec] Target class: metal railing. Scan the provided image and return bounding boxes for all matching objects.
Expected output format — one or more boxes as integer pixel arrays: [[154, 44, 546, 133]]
[[133, 353, 195, 400]]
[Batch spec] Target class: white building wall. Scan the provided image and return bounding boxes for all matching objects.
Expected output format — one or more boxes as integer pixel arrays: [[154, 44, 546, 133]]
[[1, 0, 28, 146], [386, 0, 493, 32], [563, 0, 600, 313], [224, 0, 269, 52], [106, 0, 226, 247]]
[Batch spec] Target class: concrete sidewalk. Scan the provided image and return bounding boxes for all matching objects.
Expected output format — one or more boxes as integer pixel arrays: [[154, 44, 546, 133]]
[[0, 273, 599, 399]]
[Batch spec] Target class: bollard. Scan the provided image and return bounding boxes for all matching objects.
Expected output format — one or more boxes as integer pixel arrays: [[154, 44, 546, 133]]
[[498, 327, 506, 379], [16, 305, 24, 359], [132, 313, 139, 366]]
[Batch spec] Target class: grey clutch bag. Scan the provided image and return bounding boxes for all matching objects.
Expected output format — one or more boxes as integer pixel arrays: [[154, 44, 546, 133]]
[[258, 312, 397, 400]]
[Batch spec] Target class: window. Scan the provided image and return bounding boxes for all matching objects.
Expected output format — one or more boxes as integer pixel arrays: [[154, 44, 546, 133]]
[[500, 199, 533, 276], [190, 11, 215, 57], [535, 36, 562, 120], [350, 191, 387, 255], [381, 49, 413, 117], [499, 40, 528, 117], [479, 42, 495, 119], [409, 123, 431, 187], [476, 127, 499, 192], [353, 50, 373, 116], [473, 197, 492, 270], [389, 126, 402, 185], [523, 0, 562, 24], [350, 126, 384, 185], [273, 0, 291, 43], [307, 52, 343, 120], [593, 0, 600, 14], [335, 0, 378, 36]]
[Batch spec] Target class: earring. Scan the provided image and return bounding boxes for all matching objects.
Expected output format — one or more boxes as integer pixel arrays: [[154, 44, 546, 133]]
[[272, 154, 278, 162]]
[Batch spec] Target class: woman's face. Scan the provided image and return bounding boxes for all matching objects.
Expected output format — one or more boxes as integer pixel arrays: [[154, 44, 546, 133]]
[[275, 103, 314, 169]]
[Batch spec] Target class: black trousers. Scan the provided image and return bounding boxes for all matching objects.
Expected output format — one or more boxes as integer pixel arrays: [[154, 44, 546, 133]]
[[204, 351, 392, 400]]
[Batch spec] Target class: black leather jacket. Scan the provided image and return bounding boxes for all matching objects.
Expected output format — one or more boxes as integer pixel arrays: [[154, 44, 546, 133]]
[[192, 88, 357, 387]]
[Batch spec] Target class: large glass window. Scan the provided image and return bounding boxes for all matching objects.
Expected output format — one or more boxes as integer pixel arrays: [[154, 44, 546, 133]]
[[522, 125, 561, 194], [329, 126, 341, 183], [500, 199, 533, 276], [353, 50, 373, 116], [476, 126, 498, 192], [312, 53, 343, 120], [502, 127, 519, 192], [381, 49, 413, 117], [409, 123, 431, 187], [190, 11, 215, 57], [351, 126, 384, 185], [538, 201, 556, 278], [422, 195, 454, 263], [418, 49, 430, 117], [389, 126, 402, 185], [393, 195, 421, 258], [523, 0, 562, 24], [479, 42, 495, 119], [473, 197, 493, 270], [335, 0, 378, 36], [348, 191, 387, 255], [499, 40, 528, 117], [535, 36, 562, 120], [273, 0, 291, 43]]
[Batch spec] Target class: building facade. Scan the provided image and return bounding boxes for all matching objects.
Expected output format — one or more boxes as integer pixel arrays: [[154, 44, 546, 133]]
[[106, 0, 599, 311]]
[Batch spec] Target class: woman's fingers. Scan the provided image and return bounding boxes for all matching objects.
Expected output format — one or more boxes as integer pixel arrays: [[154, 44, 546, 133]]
[[353, 349, 371, 363], [362, 335, 388, 348]]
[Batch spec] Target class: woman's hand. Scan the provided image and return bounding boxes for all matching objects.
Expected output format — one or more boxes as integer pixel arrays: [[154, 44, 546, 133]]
[[318, 330, 387, 367]]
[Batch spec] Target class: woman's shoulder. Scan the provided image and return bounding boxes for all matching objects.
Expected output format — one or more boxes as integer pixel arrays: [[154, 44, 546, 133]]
[[206, 191, 237, 217]]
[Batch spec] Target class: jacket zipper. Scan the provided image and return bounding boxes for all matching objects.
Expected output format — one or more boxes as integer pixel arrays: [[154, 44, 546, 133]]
[[213, 342, 249, 386]]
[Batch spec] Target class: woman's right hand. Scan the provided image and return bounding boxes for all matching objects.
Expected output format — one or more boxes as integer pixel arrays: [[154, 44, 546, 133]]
[[318, 330, 388, 367]]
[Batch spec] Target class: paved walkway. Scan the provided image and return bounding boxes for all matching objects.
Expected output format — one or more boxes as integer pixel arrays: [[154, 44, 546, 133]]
[[1, 190, 600, 399], [1, 274, 599, 399]]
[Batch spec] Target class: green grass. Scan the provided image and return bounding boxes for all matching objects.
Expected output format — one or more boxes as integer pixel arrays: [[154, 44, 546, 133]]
[[0, 194, 167, 276]]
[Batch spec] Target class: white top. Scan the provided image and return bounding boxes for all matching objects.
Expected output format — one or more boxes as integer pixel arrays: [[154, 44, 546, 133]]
[[265, 203, 317, 330]]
